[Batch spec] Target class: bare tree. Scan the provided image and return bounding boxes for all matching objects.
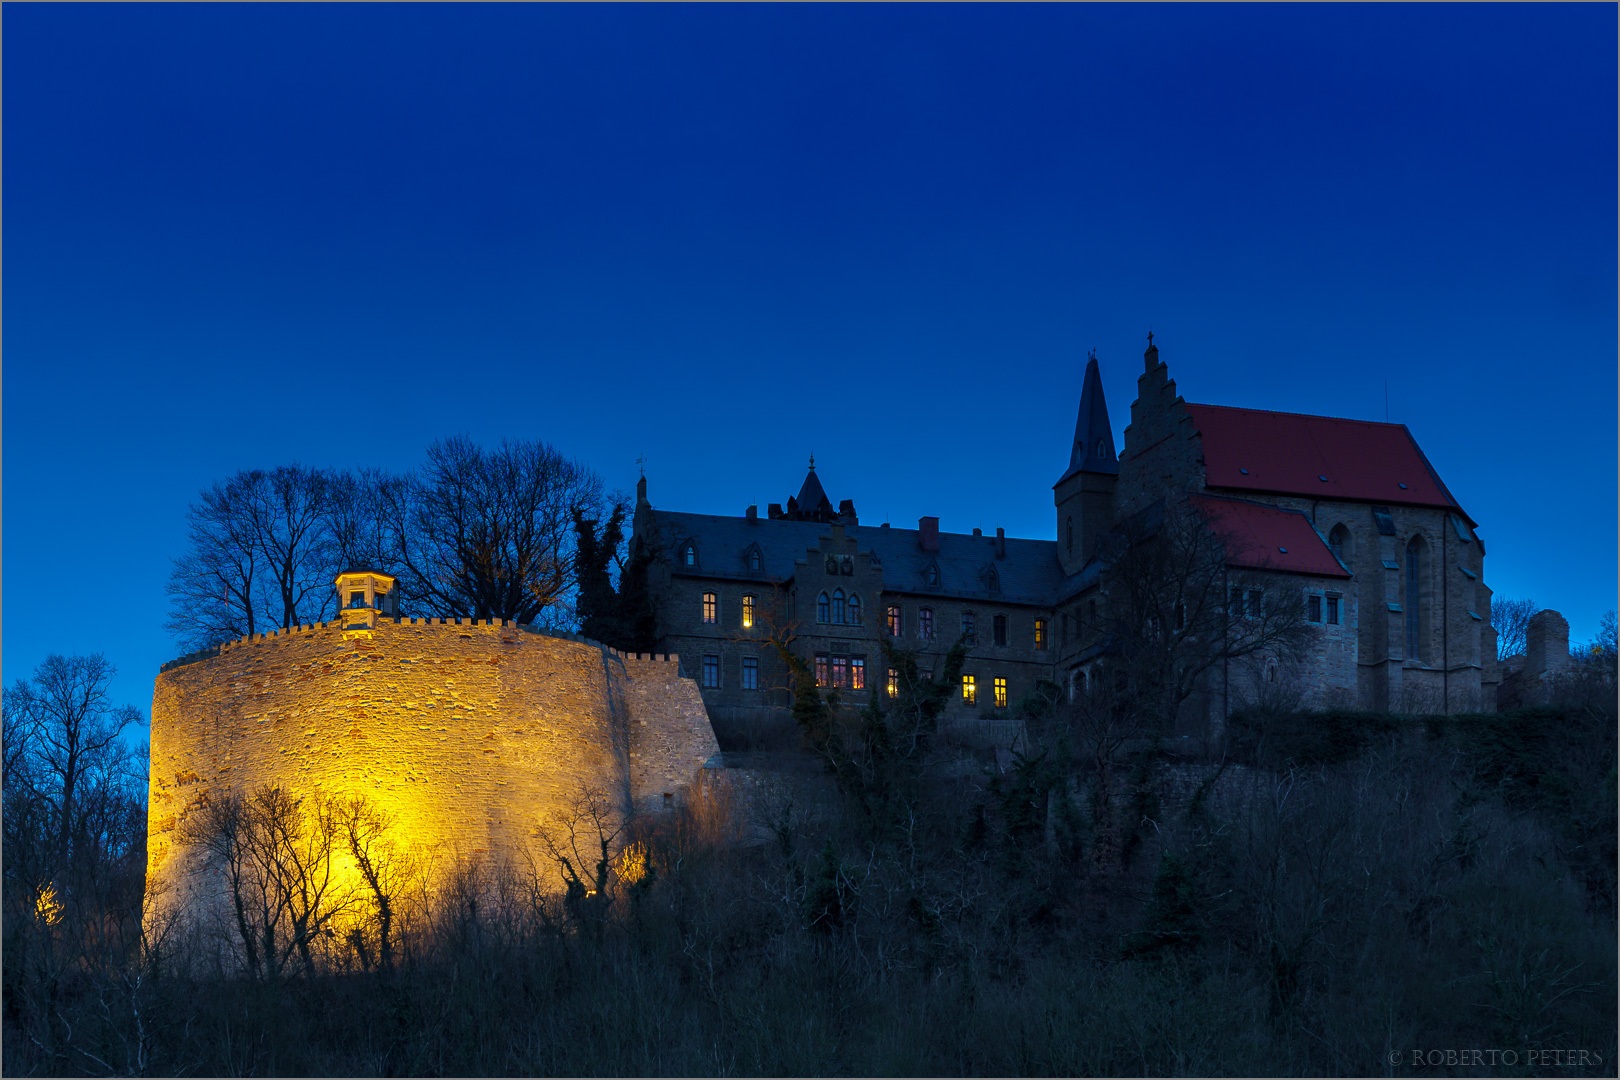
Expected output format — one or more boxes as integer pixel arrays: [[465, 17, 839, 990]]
[[166, 471, 267, 650], [249, 464, 340, 631], [391, 436, 606, 625], [1492, 596, 1538, 661], [183, 786, 352, 979], [334, 794, 421, 974]]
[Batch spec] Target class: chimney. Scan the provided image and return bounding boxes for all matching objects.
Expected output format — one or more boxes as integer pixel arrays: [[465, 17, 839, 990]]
[[838, 498, 858, 525], [768, 503, 783, 519], [746, 504, 758, 522], [995, 527, 1006, 558], [972, 527, 982, 537], [918, 516, 940, 552]]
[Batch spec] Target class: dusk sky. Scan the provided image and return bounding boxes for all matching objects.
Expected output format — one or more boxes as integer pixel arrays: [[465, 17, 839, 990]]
[[5, 4, 1615, 720]]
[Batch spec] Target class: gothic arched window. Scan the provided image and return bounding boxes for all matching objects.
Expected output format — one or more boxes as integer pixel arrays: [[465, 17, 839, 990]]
[[745, 545, 762, 571], [832, 590, 846, 624], [683, 544, 697, 567], [1405, 535, 1427, 661], [847, 594, 862, 625], [817, 591, 830, 624], [1328, 524, 1352, 567]]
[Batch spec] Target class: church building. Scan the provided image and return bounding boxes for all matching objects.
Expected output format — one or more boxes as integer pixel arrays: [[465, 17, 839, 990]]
[[631, 337, 1498, 741]]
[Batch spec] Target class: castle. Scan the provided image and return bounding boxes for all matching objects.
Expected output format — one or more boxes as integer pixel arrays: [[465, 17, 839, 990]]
[[633, 337, 1501, 738], [144, 568, 720, 938]]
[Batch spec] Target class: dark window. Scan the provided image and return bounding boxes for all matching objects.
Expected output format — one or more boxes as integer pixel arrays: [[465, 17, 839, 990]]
[[887, 605, 902, 637], [702, 592, 717, 624], [1308, 595, 1322, 622], [832, 590, 846, 624], [1229, 586, 1243, 618], [919, 608, 934, 640], [993, 677, 1008, 709], [1326, 594, 1341, 625], [1328, 524, 1352, 566], [851, 657, 865, 690], [993, 614, 1008, 646], [1034, 618, 1048, 650], [684, 545, 697, 567], [349, 590, 366, 609], [1245, 590, 1261, 618], [848, 594, 862, 625], [742, 657, 758, 690], [747, 548, 761, 571], [817, 592, 830, 623], [961, 612, 977, 644], [926, 563, 939, 586], [988, 566, 1000, 593], [701, 655, 719, 688], [814, 653, 829, 687]]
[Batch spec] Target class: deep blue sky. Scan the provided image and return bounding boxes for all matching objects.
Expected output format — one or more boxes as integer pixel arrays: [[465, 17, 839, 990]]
[[5, 4, 1615, 718]]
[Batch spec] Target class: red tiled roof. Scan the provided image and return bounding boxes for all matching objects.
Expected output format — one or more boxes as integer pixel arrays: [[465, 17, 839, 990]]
[[1192, 495, 1350, 579], [1185, 403, 1467, 521]]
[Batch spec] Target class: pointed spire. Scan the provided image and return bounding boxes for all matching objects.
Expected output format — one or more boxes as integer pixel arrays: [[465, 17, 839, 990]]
[[1058, 351, 1119, 481]]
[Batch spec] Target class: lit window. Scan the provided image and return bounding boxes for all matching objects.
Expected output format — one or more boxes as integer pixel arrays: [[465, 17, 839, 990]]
[[814, 653, 828, 687], [887, 605, 902, 637], [961, 675, 977, 705], [886, 667, 899, 697], [831, 656, 849, 688], [848, 594, 862, 625], [851, 657, 865, 690], [702, 592, 717, 624], [817, 592, 830, 623], [961, 612, 977, 644], [701, 655, 719, 688], [919, 608, 934, 640], [993, 614, 1007, 647], [993, 677, 1008, 709], [742, 657, 758, 690], [1034, 618, 1048, 650], [1308, 595, 1322, 623], [741, 594, 756, 629], [1326, 595, 1340, 626], [683, 545, 697, 567]]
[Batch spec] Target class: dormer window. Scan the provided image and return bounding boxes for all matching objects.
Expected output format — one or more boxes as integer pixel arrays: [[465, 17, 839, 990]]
[[683, 544, 697, 567], [925, 563, 940, 586], [745, 545, 762, 571]]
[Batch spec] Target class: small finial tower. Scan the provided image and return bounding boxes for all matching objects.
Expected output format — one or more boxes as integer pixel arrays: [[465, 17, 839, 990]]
[[335, 568, 398, 637]]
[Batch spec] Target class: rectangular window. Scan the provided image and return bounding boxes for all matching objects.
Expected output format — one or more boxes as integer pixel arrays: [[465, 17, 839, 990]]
[[1245, 590, 1261, 618], [741, 594, 755, 629], [1308, 594, 1322, 623], [831, 656, 849, 688], [701, 654, 719, 688], [349, 590, 366, 609], [918, 608, 934, 640], [993, 614, 1007, 647], [851, 657, 865, 690], [1034, 618, 1048, 650], [961, 612, 977, 644], [886, 667, 899, 697], [702, 592, 717, 624], [993, 677, 1008, 709], [961, 674, 977, 705], [742, 656, 758, 690], [1229, 586, 1242, 617], [814, 653, 828, 687], [887, 605, 902, 637], [1326, 595, 1341, 625]]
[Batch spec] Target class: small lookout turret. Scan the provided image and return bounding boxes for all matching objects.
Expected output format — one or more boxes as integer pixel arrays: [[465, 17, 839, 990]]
[[335, 568, 397, 636]]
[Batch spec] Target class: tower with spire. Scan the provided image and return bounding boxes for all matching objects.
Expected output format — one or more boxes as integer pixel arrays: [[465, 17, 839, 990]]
[[1053, 349, 1118, 575]]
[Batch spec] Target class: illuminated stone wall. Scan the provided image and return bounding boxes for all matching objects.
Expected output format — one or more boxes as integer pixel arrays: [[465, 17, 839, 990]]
[[145, 618, 718, 932]]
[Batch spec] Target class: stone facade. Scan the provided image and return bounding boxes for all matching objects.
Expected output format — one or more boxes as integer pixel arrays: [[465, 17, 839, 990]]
[[146, 615, 719, 937], [636, 335, 1502, 736]]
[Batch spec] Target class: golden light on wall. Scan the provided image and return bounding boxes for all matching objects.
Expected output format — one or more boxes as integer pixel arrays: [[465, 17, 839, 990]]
[[34, 883, 63, 926]]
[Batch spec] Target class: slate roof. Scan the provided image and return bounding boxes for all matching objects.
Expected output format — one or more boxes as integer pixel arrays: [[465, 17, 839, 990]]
[[795, 467, 832, 517], [1192, 494, 1351, 579], [1055, 355, 1119, 484], [646, 509, 1070, 607], [1186, 403, 1470, 524]]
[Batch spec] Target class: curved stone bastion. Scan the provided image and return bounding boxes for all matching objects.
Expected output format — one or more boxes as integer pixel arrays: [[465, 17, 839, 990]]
[[145, 616, 719, 936]]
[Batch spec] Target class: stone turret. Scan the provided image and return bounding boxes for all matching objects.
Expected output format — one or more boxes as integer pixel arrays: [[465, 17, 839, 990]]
[[335, 568, 397, 636]]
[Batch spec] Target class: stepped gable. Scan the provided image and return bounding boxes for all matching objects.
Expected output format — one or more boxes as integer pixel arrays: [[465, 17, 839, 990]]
[[1186, 403, 1469, 522], [647, 508, 1065, 606], [1192, 494, 1350, 578]]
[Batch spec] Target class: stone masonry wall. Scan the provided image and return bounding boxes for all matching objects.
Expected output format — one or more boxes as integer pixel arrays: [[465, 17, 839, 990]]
[[146, 619, 719, 934]]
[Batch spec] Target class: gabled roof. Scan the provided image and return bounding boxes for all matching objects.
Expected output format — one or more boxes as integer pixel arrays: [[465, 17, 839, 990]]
[[1186, 403, 1470, 523], [1193, 494, 1350, 579], [644, 510, 1069, 606]]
